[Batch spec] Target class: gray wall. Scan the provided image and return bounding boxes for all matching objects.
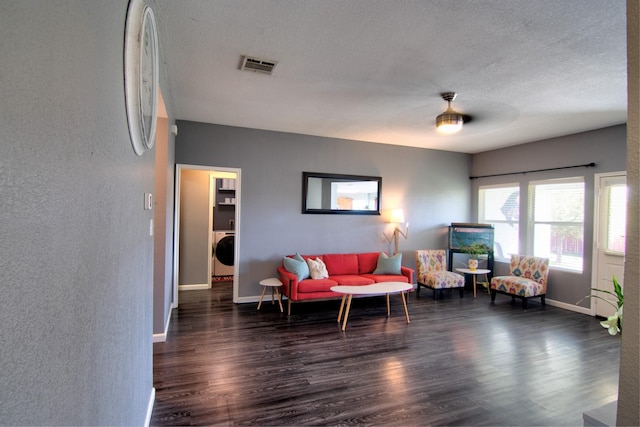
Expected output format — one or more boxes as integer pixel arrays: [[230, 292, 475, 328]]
[[175, 121, 472, 298], [471, 125, 627, 307], [0, 1, 165, 424], [619, 1, 639, 422]]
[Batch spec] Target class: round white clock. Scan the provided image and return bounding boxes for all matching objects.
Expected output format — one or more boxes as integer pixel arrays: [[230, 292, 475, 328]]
[[124, 0, 159, 156]]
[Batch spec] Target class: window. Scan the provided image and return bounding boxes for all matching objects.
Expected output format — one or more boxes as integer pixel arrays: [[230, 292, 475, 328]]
[[529, 178, 585, 272], [478, 184, 519, 261]]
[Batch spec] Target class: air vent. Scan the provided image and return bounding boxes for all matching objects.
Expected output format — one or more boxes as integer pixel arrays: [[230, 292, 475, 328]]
[[240, 56, 277, 75]]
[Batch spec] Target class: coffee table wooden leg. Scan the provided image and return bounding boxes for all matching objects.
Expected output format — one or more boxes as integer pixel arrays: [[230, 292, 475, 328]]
[[274, 287, 283, 313], [341, 294, 353, 331], [337, 294, 346, 323], [401, 292, 410, 324], [257, 286, 268, 310], [473, 275, 477, 298], [386, 293, 390, 316]]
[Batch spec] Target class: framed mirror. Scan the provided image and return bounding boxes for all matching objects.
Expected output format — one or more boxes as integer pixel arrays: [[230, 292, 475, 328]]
[[302, 172, 381, 215]]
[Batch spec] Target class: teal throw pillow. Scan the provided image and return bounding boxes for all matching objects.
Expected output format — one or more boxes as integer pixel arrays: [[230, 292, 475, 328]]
[[283, 252, 310, 281], [373, 252, 402, 275]]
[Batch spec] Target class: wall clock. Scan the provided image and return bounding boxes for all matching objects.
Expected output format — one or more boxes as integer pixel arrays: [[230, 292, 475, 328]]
[[124, 0, 159, 156]]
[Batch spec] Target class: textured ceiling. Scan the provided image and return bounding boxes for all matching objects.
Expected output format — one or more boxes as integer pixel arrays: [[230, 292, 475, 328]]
[[154, 0, 627, 154]]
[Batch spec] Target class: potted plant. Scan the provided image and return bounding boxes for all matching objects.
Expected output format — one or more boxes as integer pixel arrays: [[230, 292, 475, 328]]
[[460, 243, 490, 271], [578, 275, 624, 335]]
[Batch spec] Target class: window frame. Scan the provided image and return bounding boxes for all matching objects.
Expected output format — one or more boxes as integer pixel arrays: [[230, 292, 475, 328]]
[[478, 183, 520, 263], [527, 176, 586, 273]]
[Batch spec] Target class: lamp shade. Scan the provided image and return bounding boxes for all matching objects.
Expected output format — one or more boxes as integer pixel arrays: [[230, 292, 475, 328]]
[[436, 91, 464, 134], [436, 109, 463, 134], [389, 208, 405, 223]]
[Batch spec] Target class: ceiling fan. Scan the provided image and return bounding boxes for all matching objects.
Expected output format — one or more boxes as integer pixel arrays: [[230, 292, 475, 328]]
[[435, 92, 473, 134]]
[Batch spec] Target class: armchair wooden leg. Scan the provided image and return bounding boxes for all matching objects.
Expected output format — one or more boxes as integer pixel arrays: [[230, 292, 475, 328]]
[[541, 295, 546, 306], [490, 290, 497, 302], [522, 297, 528, 310]]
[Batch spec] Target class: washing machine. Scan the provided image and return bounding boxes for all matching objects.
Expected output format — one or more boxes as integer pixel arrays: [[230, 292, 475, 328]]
[[212, 231, 235, 276]]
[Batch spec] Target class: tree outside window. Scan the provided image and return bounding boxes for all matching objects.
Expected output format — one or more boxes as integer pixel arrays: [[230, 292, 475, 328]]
[[478, 185, 519, 261]]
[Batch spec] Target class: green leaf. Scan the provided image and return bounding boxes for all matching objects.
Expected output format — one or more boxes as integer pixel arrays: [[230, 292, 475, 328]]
[[612, 275, 623, 308]]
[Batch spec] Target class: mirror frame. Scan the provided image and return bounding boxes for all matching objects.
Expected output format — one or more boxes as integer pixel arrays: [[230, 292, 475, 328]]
[[302, 172, 382, 215]]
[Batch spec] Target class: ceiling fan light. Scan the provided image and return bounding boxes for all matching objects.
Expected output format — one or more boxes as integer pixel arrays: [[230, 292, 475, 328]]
[[436, 112, 463, 134]]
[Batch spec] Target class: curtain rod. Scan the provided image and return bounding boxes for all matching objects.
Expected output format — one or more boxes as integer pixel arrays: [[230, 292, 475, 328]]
[[469, 162, 596, 180]]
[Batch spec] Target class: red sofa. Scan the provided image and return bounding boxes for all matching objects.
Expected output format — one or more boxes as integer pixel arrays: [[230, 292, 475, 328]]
[[277, 252, 414, 315]]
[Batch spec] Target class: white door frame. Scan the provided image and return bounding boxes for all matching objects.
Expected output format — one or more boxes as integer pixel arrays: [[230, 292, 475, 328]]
[[172, 164, 241, 308], [591, 171, 626, 317]]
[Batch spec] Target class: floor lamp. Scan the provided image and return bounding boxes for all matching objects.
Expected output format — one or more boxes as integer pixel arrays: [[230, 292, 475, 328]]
[[383, 209, 409, 255]]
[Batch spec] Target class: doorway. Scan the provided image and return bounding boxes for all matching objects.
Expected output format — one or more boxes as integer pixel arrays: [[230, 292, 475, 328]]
[[173, 164, 240, 308], [592, 172, 626, 318]]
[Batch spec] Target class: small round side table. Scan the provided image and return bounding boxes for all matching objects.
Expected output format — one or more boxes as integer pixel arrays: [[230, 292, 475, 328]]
[[258, 278, 283, 312], [455, 268, 491, 298]]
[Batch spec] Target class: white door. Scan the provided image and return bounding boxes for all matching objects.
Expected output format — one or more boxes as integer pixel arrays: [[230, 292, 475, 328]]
[[592, 173, 626, 318]]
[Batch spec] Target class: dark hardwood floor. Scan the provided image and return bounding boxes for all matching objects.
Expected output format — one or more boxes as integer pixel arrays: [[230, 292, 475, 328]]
[[151, 283, 620, 426]]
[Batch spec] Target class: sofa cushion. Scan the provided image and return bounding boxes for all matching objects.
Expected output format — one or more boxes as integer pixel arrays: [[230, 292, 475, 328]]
[[491, 276, 544, 297], [283, 252, 310, 281], [298, 278, 339, 293], [331, 275, 375, 286], [323, 253, 359, 276], [306, 257, 329, 279], [373, 252, 402, 274], [357, 252, 380, 274], [419, 271, 464, 289], [361, 273, 409, 283]]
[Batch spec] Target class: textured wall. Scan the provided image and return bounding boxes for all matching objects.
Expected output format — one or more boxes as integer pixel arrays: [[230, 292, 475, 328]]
[[175, 122, 472, 299], [618, 1, 640, 424], [471, 125, 627, 306], [0, 1, 154, 424]]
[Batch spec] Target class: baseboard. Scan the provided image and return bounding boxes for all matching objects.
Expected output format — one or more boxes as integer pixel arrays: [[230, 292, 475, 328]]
[[178, 283, 210, 291], [145, 387, 155, 427], [546, 298, 591, 315], [152, 302, 174, 343], [236, 295, 260, 304]]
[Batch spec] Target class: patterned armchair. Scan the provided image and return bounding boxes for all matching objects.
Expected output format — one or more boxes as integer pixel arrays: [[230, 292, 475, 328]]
[[490, 255, 549, 309], [415, 250, 465, 299]]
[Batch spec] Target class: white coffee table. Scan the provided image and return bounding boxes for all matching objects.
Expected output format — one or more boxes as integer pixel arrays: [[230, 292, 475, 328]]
[[455, 268, 491, 298], [331, 282, 412, 331]]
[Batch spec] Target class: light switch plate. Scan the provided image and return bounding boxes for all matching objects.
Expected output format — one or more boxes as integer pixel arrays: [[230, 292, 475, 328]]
[[144, 192, 153, 210]]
